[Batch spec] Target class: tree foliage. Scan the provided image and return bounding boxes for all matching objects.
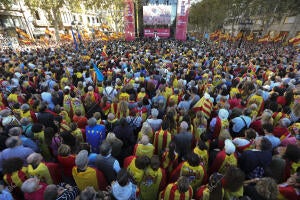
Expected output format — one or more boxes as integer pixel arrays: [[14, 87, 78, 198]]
[[24, 0, 82, 40], [189, 0, 300, 32]]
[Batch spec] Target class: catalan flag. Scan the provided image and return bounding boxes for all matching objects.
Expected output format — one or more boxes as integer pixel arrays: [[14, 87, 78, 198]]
[[246, 32, 254, 41], [15, 28, 31, 40], [289, 34, 300, 46], [258, 34, 270, 43], [45, 28, 54, 36]]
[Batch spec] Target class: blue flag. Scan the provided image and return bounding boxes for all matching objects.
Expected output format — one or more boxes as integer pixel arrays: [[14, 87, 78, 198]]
[[93, 62, 104, 82], [71, 29, 78, 51], [78, 31, 82, 44]]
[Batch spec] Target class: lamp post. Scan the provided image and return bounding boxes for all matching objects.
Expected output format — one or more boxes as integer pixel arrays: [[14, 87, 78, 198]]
[[71, 19, 83, 47]]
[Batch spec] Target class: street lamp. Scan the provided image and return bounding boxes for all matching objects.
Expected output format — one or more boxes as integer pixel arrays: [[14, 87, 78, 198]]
[[71, 19, 83, 46]]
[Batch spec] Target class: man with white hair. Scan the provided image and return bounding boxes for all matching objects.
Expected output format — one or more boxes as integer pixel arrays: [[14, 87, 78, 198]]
[[8, 126, 38, 152], [146, 108, 162, 132], [174, 121, 193, 161]]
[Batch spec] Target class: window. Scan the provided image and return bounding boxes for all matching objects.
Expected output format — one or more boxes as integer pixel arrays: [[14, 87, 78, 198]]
[[284, 16, 296, 24], [35, 10, 40, 20], [79, 15, 83, 22], [96, 18, 99, 23], [87, 16, 90, 23]]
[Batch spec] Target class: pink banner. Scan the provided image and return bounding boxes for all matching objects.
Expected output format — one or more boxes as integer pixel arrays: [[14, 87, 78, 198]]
[[124, 0, 135, 41], [144, 28, 170, 38], [175, 0, 190, 41]]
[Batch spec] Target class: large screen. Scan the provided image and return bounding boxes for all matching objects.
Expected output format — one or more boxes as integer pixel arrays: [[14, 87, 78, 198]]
[[143, 5, 172, 25]]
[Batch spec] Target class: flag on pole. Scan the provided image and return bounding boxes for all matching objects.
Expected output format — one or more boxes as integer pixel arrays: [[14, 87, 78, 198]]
[[93, 62, 104, 82], [45, 28, 54, 36], [71, 29, 78, 51]]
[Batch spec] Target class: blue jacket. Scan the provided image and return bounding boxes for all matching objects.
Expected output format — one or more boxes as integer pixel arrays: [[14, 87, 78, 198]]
[[85, 125, 106, 153]]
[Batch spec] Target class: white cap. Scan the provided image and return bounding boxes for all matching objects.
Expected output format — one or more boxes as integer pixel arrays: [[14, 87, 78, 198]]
[[225, 139, 236, 154]]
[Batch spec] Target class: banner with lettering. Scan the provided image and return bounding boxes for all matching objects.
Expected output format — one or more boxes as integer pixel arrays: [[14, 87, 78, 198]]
[[124, 0, 135, 41], [175, 0, 190, 41], [144, 28, 170, 38]]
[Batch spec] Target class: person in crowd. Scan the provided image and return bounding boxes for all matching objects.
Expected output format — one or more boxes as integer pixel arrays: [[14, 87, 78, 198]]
[[244, 177, 278, 200], [43, 183, 80, 200], [21, 177, 47, 200], [2, 157, 27, 199], [139, 155, 166, 200], [72, 150, 107, 191], [153, 121, 172, 155], [8, 126, 39, 152], [160, 176, 193, 200], [85, 117, 106, 153], [111, 169, 138, 200], [105, 132, 123, 159], [196, 172, 224, 200], [95, 141, 121, 184], [174, 121, 193, 161], [146, 108, 162, 132], [238, 137, 273, 179], [57, 144, 76, 183], [133, 134, 155, 158], [0, 136, 34, 169]]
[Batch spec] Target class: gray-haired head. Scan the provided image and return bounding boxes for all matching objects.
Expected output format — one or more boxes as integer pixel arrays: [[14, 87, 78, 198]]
[[21, 178, 39, 193], [87, 117, 97, 127], [8, 126, 22, 136], [75, 150, 89, 170], [151, 108, 159, 118], [5, 136, 21, 148]]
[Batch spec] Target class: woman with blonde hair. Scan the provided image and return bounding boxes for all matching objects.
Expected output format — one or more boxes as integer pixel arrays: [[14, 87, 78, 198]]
[[244, 177, 278, 200], [105, 132, 123, 158], [117, 100, 129, 119], [193, 111, 207, 141], [250, 109, 273, 135], [138, 122, 154, 142]]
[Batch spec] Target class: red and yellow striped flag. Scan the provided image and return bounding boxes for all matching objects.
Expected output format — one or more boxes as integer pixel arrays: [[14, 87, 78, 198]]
[[45, 28, 54, 36], [15, 28, 31, 40]]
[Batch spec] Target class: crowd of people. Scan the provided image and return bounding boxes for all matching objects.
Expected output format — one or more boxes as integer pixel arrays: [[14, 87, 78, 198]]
[[0, 37, 299, 200]]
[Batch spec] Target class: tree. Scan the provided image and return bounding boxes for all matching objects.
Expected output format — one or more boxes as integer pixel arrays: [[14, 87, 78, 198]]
[[85, 0, 123, 32], [189, 0, 300, 33], [0, 0, 14, 8], [24, 0, 82, 41]]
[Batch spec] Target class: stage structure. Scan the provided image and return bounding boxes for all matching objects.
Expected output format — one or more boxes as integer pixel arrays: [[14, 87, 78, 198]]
[[175, 0, 190, 41], [143, 5, 172, 38], [124, 0, 135, 41]]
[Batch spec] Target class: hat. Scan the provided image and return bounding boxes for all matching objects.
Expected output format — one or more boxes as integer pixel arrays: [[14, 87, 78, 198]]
[[64, 86, 71, 90], [88, 86, 94, 91], [180, 121, 189, 130], [75, 150, 89, 169], [224, 139, 236, 154], [218, 109, 229, 120], [262, 85, 270, 91]]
